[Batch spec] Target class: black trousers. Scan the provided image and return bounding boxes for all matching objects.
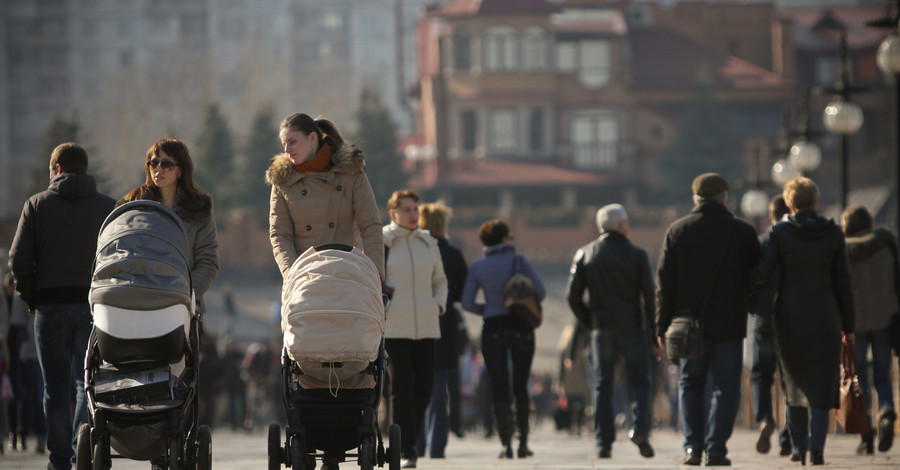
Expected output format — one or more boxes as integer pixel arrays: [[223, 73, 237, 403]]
[[385, 338, 436, 458]]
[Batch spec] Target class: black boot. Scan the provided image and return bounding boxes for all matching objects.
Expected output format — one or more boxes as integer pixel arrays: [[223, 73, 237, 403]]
[[810, 450, 824, 465], [857, 429, 874, 455], [492, 404, 513, 459], [878, 408, 896, 452], [516, 405, 533, 458]]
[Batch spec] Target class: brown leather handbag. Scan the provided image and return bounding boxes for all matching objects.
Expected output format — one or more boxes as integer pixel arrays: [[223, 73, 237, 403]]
[[835, 341, 868, 434]]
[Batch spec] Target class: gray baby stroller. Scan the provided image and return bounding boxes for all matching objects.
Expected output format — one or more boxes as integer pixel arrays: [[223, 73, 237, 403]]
[[76, 201, 210, 470], [268, 244, 400, 470]]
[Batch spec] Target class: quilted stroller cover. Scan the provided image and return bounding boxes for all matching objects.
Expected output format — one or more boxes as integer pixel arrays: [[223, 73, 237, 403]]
[[91, 200, 192, 311], [282, 245, 384, 385]]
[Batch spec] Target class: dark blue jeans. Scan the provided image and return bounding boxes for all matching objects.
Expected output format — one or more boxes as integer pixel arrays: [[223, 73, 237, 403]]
[[751, 332, 790, 447], [591, 328, 652, 449], [416, 369, 452, 458], [34, 303, 92, 470], [679, 338, 743, 458], [854, 328, 895, 427]]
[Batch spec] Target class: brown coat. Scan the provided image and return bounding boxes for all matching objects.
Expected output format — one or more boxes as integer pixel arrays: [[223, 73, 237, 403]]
[[265, 144, 384, 280]]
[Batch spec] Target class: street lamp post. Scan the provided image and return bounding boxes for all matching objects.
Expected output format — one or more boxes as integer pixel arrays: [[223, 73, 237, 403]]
[[869, 0, 900, 230], [815, 10, 866, 211]]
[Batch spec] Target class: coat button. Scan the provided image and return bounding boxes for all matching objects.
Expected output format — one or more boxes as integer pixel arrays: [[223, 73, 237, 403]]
[[301, 189, 307, 196], [336, 185, 343, 191], [305, 225, 312, 231], [329, 222, 335, 228]]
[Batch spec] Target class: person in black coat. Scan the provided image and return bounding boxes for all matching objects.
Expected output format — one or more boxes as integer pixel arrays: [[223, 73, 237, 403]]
[[753, 177, 854, 466], [415, 202, 468, 459], [656, 173, 760, 467], [748, 195, 792, 456]]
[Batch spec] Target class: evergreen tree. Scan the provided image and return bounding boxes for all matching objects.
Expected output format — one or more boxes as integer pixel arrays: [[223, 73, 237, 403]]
[[354, 88, 407, 208], [30, 112, 115, 195], [193, 103, 236, 212], [235, 105, 282, 225], [655, 81, 743, 205]]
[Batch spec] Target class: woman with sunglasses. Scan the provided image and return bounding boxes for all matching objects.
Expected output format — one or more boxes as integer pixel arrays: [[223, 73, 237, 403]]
[[120, 137, 220, 318], [265, 113, 383, 281]]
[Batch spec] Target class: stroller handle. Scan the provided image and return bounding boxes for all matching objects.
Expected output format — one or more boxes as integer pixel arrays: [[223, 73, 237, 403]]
[[313, 243, 354, 252]]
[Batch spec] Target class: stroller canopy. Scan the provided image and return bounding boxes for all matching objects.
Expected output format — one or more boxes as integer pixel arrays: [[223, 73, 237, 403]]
[[91, 200, 192, 311], [282, 245, 384, 374]]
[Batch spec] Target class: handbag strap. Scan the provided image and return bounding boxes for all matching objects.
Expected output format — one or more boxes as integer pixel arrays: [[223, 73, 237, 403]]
[[697, 216, 736, 322], [842, 340, 858, 377], [508, 254, 521, 281]]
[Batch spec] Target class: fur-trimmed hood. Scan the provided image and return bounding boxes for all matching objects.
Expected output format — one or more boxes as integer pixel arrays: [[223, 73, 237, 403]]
[[265, 142, 365, 187]]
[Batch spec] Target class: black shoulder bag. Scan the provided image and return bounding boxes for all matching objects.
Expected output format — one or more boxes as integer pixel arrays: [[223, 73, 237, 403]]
[[664, 217, 735, 360]]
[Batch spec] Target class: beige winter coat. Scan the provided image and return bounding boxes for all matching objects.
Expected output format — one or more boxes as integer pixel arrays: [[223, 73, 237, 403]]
[[383, 222, 448, 340], [265, 145, 384, 281]]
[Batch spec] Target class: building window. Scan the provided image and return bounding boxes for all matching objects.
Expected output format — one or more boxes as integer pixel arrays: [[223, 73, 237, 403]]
[[570, 111, 619, 169], [522, 27, 547, 71], [528, 109, 544, 152], [489, 109, 517, 152], [460, 110, 478, 152], [578, 40, 611, 88], [814, 56, 837, 86], [118, 19, 136, 38], [557, 41, 577, 71], [483, 25, 517, 72], [120, 49, 133, 67], [453, 28, 472, 72]]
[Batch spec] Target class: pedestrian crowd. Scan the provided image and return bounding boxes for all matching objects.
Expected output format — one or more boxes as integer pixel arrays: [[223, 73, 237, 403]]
[[1, 110, 898, 470]]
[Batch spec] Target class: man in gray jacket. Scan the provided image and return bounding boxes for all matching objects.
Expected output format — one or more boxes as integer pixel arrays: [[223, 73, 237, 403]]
[[9, 143, 115, 470], [566, 204, 658, 460]]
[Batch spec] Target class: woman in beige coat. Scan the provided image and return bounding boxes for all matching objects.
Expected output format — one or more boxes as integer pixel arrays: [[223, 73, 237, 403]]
[[382, 189, 448, 468], [266, 113, 384, 280]]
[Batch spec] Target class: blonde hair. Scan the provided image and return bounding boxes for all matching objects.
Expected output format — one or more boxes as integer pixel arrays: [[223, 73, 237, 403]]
[[782, 177, 819, 212], [419, 202, 451, 238]]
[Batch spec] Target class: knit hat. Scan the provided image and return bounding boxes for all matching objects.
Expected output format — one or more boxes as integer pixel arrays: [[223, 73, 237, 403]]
[[692, 173, 729, 197]]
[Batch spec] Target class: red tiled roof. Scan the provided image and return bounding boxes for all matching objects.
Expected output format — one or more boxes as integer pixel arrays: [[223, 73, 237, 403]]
[[439, 159, 606, 187], [440, 0, 560, 17], [629, 29, 787, 90], [780, 7, 889, 51]]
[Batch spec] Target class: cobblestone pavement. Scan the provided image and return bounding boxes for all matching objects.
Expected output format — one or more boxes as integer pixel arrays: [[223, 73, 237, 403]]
[[3, 422, 897, 469]]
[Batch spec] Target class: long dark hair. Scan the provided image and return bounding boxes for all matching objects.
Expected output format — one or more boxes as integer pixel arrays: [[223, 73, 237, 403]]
[[123, 137, 212, 223]]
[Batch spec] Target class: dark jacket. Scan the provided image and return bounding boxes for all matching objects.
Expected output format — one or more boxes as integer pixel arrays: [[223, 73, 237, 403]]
[[9, 173, 115, 310], [435, 237, 468, 371], [566, 230, 655, 338], [749, 232, 779, 336], [845, 227, 900, 333], [656, 201, 760, 342], [753, 210, 854, 408]]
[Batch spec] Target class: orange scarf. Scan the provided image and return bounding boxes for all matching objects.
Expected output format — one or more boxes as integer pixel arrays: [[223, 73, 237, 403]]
[[294, 141, 332, 173]]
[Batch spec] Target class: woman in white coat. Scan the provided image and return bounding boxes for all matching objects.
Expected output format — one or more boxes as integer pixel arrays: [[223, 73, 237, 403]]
[[382, 189, 448, 468]]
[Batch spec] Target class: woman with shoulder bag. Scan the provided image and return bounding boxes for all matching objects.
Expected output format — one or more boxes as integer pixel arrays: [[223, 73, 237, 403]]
[[752, 177, 854, 466], [461, 220, 545, 459]]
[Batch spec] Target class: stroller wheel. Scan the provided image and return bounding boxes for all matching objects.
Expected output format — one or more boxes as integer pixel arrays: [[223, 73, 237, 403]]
[[289, 431, 307, 470], [268, 424, 282, 470], [169, 438, 182, 470], [359, 436, 375, 470], [92, 441, 108, 470], [197, 425, 212, 470], [388, 424, 401, 470], [76, 423, 92, 470]]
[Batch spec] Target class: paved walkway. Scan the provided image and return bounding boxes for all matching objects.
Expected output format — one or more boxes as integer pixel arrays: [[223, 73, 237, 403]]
[[3, 422, 897, 469]]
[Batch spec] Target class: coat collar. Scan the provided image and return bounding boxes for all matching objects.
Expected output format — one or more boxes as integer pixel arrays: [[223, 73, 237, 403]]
[[265, 142, 365, 187], [383, 222, 434, 246]]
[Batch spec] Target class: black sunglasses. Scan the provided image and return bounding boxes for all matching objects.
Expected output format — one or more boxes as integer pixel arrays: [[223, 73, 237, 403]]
[[147, 158, 179, 171]]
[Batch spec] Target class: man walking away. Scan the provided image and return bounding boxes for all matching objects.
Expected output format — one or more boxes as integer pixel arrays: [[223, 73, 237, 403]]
[[749, 195, 792, 456], [656, 173, 760, 467], [567, 204, 658, 459], [9, 143, 115, 470]]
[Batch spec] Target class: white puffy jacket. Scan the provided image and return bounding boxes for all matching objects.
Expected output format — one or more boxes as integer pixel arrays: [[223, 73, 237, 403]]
[[383, 222, 448, 339]]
